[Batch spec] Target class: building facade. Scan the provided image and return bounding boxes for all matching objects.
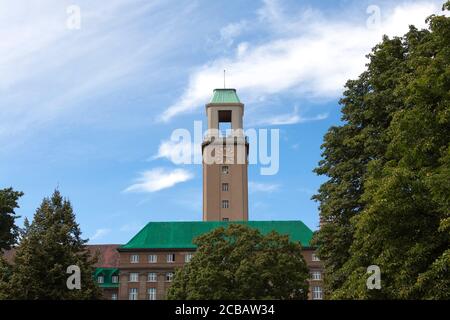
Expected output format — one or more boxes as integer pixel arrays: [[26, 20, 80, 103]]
[[94, 267, 120, 300], [89, 244, 120, 300], [115, 221, 323, 300]]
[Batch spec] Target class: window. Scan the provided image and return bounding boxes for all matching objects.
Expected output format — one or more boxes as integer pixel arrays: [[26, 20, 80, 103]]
[[312, 286, 323, 300], [166, 272, 174, 282], [147, 272, 157, 282], [222, 166, 229, 174], [167, 253, 175, 263], [112, 275, 119, 283], [129, 288, 138, 300], [222, 183, 229, 192], [111, 293, 118, 300], [148, 288, 156, 300], [222, 218, 229, 221], [148, 254, 157, 263], [311, 271, 321, 280], [97, 275, 104, 284], [130, 254, 139, 263], [129, 272, 139, 282], [312, 253, 320, 262], [222, 200, 229, 209], [185, 253, 193, 263]]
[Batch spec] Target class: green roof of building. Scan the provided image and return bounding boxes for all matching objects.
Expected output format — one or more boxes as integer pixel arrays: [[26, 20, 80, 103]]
[[94, 268, 119, 288], [120, 221, 314, 250], [210, 89, 241, 104]]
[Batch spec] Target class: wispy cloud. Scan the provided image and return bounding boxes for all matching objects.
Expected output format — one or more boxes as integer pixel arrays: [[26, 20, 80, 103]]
[[252, 106, 328, 126], [90, 228, 111, 241], [249, 181, 280, 193], [161, 0, 443, 122], [124, 168, 193, 193], [0, 0, 195, 147]]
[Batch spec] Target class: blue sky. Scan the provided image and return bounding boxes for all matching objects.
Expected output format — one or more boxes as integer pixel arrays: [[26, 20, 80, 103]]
[[0, 0, 445, 243]]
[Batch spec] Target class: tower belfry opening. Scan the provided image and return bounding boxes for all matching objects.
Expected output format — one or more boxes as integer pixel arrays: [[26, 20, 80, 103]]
[[218, 110, 232, 136]]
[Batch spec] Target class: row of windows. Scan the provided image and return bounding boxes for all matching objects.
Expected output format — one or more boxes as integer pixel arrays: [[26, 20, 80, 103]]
[[125, 287, 323, 300], [221, 165, 230, 215], [97, 275, 119, 284], [102, 271, 321, 285], [126, 286, 322, 300], [221, 165, 229, 210], [128, 288, 157, 300], [130, 253, 193, 264], [221, 165, 230, 218], [129, 272, 174, 283]]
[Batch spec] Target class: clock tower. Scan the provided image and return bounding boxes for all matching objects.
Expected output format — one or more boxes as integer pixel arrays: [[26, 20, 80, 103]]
[[202, 88, 249, 221]]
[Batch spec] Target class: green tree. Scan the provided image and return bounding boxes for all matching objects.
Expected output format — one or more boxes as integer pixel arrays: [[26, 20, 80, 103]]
[[167, 224, 309, 300], [312, 36, 408, 298], [313, 2, 450, 299], [7, 190, 101, 299], [0, 256, 13, 299], [0, 188, 23, 250]]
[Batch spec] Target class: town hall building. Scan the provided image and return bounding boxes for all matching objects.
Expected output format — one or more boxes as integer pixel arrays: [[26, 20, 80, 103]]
[[84, 88, 324, 300]]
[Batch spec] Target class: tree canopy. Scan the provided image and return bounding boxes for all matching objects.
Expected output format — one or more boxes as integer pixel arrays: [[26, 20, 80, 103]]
[[167, 224, 310, 300], [2, 190, 101, 299], [312, 2, 450, 299], [0, 188, 23, 251]]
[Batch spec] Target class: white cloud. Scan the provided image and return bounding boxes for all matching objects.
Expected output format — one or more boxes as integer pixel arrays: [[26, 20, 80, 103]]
[[252, 106, 328, 126], [124, 168, 193, 193], [161, 0, 443, 122], [90, 228, 110, 241], [0, 0, 194, 147], [249, 181, 280, 193]]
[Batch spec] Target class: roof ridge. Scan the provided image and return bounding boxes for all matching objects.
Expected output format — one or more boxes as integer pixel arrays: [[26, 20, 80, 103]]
[[209, 88, 241, 103], [121, 220, 315, 249]]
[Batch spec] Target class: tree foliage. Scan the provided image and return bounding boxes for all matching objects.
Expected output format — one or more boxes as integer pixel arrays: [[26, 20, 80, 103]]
[[313, 3, 450, 299], [0, 256, 13, 299], [167, 224, 310, 300], [2, 190, 101, 299], [0, 188, 23, 251]]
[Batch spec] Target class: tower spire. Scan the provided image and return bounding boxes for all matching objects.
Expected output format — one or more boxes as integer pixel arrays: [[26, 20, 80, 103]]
[[223, 69, 226, 88]]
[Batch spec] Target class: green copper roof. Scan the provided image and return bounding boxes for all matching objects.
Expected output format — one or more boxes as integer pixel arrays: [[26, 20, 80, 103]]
[[121, 221, 314, 250], [210, 89, 241, 104], [94, 268, 119, 288]]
